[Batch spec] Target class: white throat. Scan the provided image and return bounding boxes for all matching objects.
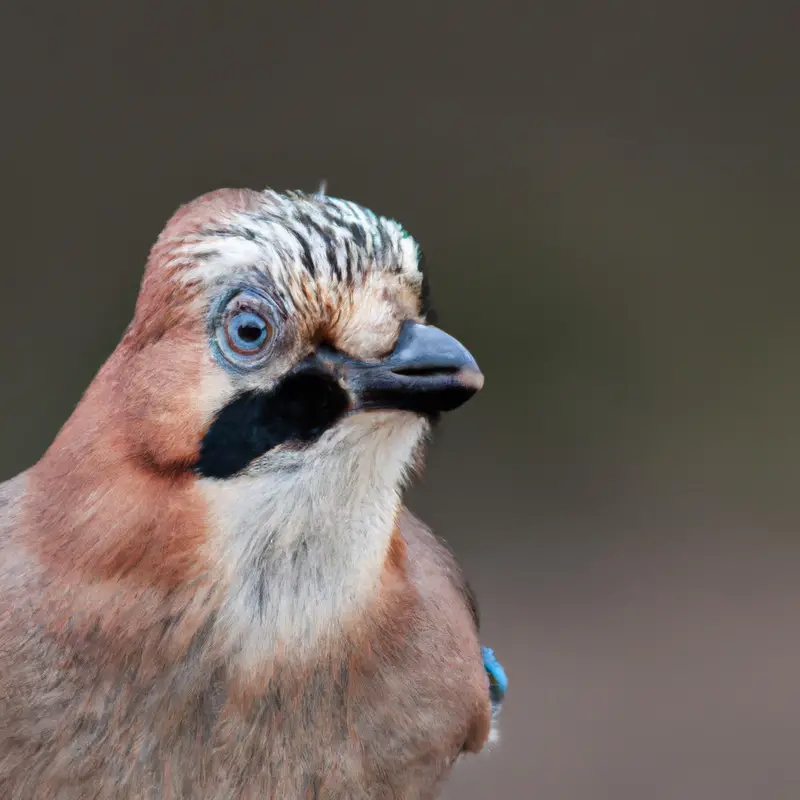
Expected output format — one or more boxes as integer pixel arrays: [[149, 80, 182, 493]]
[[201, 412, 427, 666]]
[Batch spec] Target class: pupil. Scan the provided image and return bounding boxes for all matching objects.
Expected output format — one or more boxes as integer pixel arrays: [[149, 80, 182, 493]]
[[237, 323, 263, 343]]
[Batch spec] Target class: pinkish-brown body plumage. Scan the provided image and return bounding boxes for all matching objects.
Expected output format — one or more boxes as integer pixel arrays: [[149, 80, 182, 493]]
[[0, 188, 495, 798]]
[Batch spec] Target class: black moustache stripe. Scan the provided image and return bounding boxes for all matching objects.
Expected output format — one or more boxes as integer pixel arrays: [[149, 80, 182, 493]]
[[195, 372, 350, 479]]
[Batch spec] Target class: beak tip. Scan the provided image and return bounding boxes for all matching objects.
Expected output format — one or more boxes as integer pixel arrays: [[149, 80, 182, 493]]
[[460, 366, 485, 393]]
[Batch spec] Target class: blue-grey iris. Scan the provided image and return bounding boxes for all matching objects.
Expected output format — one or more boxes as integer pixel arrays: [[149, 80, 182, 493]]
[[226, 311, 269, 354]]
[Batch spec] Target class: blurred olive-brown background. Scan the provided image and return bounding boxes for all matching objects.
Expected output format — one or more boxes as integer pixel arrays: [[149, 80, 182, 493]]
[[2, 2, 799, 797]]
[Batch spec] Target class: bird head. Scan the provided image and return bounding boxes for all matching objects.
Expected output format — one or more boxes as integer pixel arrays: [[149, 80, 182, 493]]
[[28, 187, 484, 659], [133, 187, 483, 481]]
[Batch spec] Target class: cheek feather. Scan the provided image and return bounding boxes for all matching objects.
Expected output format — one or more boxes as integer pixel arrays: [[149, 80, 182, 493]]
[[122, 333, 216, 471], [25, 336, 217, 590], [27, 442, 211, 590]]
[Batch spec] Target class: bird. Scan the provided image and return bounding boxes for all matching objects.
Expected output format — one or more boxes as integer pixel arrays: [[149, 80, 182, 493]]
[[0, 186, 507, 798]]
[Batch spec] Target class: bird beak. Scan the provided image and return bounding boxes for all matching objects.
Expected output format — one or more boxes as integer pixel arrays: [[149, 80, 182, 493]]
[[315, 320, 484, 415]]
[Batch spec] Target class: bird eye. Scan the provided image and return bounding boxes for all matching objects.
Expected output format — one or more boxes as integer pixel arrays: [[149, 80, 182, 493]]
[[214, 290, 276, 366], [225, 311, 270, 355]]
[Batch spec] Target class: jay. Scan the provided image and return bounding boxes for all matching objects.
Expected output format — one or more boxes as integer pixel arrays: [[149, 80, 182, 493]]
[[0, 187, 507, 798]]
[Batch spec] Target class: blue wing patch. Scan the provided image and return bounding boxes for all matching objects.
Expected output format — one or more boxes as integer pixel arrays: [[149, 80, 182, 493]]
[[482, 646, 507, 713]]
